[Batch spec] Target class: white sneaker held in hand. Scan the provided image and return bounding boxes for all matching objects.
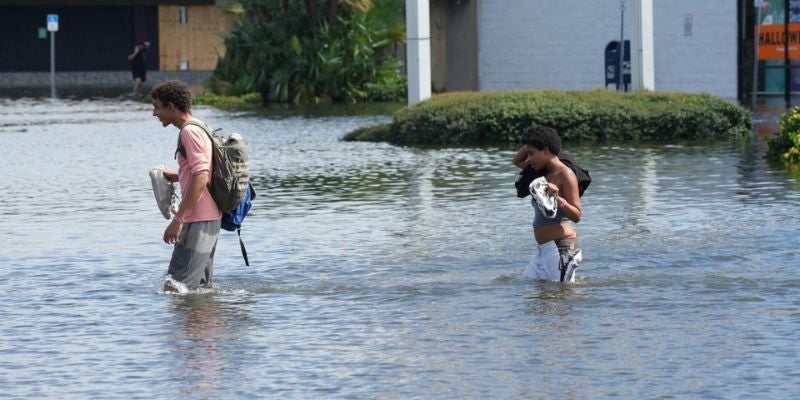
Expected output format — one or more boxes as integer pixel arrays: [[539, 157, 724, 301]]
[[149, 165, 178, 220], [530, 176, 558, 218]]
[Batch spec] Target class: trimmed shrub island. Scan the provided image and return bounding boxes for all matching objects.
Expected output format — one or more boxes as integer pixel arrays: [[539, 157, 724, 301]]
[[345, 90, 752, 145]]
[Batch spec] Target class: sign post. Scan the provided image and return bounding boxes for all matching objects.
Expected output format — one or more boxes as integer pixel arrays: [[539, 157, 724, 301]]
[[47, 14, 58, 99], [785, 0, 790, 109], [753, 0, 763, 109], [618, 1, 625, 91]]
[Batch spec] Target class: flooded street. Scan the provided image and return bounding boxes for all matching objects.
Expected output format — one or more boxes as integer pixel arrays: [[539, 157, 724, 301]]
[[1, 98, 799, 399]]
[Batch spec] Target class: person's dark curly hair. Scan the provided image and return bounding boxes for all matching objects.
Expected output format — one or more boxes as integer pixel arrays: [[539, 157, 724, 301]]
[[150, 80, 192, 113], [522, 125, 561, 155]]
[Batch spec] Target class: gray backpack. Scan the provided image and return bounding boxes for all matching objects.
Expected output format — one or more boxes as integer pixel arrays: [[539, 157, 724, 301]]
[[176, 121, 250, 212]]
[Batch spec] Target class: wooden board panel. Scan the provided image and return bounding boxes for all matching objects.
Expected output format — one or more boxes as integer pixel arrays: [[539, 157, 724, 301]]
[[158, 5, 234, 71]]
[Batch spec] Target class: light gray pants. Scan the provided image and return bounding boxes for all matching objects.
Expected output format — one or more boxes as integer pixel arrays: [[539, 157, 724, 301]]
[[168, 220, 221, 290], [521, 238, 582, 282]]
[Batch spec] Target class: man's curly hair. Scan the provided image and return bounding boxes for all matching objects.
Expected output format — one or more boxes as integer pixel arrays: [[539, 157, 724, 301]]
[[522, 124, 561, 155], [150, 80, 192, 113]]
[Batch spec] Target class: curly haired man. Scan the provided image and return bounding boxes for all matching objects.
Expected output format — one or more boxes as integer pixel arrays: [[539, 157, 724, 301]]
[[150, 80, 221, 291]]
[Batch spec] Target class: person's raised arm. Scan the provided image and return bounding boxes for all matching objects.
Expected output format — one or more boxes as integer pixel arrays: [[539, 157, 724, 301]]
[[127, 45, 139, 61], [513, 145, 529, 169]]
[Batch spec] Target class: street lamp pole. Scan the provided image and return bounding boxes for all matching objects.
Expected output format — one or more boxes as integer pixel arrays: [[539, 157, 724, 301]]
[[753, 0, 763, 110], [618, 1, 626, 91]]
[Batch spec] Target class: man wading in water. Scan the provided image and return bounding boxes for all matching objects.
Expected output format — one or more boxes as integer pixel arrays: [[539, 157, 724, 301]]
[[150, 80, 221, 291], [513, 125, 583, 282]]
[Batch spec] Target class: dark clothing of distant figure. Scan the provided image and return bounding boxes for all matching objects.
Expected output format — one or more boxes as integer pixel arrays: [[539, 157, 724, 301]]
[[131, 46, 147, 82]]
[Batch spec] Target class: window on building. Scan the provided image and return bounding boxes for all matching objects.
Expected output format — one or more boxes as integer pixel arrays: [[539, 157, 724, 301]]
[[179, 6, 188, 24]]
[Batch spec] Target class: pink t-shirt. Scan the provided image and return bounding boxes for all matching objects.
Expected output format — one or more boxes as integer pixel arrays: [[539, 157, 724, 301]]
[[177, 121, 222, 222]]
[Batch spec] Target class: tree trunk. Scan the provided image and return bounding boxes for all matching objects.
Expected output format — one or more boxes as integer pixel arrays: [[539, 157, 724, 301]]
[[328, 0, 339, 27], [305, 0, 318, 26]]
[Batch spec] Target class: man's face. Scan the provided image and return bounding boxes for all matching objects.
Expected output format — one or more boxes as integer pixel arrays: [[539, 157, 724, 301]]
[[152, 98, 174, 127]]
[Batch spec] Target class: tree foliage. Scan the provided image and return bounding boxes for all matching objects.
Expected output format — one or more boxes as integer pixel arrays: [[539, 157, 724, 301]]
[[211, 0, 406, 104], [767, 107, 800, 166]]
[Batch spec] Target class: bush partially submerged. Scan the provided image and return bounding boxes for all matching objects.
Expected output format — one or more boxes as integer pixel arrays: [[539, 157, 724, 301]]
[[345, 90, 751, 145], [193, 92, 262, 108], [767, 107, 800, 166]]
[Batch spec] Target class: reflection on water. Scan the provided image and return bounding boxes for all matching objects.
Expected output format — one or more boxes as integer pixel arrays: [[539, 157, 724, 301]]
[[522, 283, 583, 317], [1, 98, 799, 398], [170, 296, 229, 395]]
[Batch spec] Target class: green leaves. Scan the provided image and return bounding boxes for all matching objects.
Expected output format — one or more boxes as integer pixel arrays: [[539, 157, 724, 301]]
[[210, 0, 405, 104], [768, 106, 800, 165], [290, 35, 303, 55], [356, 90, 751, 146]]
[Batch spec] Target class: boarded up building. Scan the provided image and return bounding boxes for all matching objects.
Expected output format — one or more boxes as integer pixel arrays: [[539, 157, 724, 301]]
[[0, 0, 234, 74]]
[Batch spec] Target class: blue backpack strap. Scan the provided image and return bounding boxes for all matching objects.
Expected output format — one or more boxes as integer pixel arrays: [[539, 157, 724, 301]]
[[238, 183, 255, 266]]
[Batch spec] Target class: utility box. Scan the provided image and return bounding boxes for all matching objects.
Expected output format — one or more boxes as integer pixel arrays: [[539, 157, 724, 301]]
[[604, 40, 631, 91]]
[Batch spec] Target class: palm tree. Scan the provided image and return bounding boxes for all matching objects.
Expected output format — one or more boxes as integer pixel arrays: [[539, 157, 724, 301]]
[[304, 0, 375, 27]]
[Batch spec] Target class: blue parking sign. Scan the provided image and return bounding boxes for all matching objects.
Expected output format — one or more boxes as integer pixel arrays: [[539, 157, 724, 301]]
[[47, 14, 59, 32]]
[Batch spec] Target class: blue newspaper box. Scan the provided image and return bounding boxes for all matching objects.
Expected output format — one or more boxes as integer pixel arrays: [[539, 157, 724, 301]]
[[605, 40, 631, 91]]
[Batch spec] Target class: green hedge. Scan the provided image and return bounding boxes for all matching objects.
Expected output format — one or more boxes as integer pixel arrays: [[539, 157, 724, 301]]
[[767, 107, 800, 168], [344, 90, 752, 145], [193, 92, 262, 108]]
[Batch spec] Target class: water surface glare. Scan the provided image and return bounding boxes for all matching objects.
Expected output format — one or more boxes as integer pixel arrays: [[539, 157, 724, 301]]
[[1, 98, 799, 399]]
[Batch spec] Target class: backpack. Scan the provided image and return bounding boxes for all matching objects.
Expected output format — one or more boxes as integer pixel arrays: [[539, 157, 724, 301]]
[[176, 121, 255, 266], [515, 151, 591, 198], [176, 121, 249, 211]]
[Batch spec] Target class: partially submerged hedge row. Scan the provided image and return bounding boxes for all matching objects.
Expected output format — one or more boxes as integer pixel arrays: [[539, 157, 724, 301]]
[[345, 90, 751, 145], [193, 92, 262, 108]]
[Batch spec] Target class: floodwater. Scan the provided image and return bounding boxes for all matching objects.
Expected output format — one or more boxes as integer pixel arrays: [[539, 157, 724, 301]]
[[1, 98, 799, 399]]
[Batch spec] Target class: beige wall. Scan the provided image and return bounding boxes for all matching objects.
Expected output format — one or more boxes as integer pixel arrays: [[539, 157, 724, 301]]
[[158, 5, 234, 71]]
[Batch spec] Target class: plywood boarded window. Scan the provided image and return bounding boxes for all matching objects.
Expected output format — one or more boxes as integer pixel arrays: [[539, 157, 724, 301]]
[[158, 5, 234, 71]]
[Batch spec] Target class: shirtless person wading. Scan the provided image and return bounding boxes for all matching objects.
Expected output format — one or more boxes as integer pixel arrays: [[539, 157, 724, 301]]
[[513, 125, 583, 282]]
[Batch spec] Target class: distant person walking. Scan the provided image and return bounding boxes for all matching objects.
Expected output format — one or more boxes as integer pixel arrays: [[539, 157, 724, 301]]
[[127, 40, 151, 99], [150, 80, 222, 292]]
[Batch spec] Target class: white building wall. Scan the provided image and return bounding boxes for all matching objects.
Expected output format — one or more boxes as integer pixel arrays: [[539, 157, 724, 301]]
[[478, 0, 738, 99], [652, 0, 737, 99]]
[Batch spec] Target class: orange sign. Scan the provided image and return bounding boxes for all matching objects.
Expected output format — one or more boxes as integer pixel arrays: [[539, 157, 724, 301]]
[[757, 23, 800, 60]]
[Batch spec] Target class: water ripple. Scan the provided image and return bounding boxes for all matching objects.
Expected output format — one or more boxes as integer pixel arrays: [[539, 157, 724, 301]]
[[1, 99, 799, 398]]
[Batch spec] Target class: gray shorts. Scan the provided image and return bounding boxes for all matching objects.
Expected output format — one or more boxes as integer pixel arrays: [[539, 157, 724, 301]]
[[168, 220, 221, 290]]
